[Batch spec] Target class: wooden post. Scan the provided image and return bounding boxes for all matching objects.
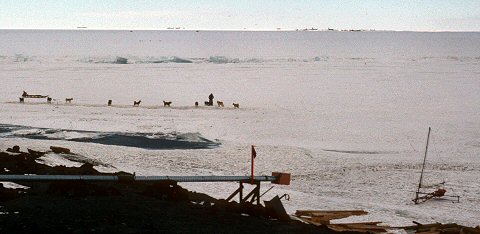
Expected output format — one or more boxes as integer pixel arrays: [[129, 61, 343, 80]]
[[251, 145, 255, 184]]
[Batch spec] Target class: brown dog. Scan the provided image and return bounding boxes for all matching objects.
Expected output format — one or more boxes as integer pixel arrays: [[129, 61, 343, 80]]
[[217, 101, 224, 107], [133, 100, 141, 106], [65, 98, 73, 103], [233, 103, 239, 108]]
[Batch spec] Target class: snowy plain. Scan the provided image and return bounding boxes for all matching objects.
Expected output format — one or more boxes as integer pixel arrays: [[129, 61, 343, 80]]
[[0, 30, 479, 226]]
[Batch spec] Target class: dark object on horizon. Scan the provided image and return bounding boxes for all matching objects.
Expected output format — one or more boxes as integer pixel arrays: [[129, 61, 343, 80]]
[[108, 100, 112, 106], [195, 101, 198, 107], [47, 97, 52, 103], [133, 100, 141, 106], [6, 145, 20, 153], [50, 146, 71, 154], [65, 98, 73, 103], [217, 101, 224, 107], [19, 97, 24, 103], [233, 103, 240, 108], [115, 57, 128, 64], [163, 101, 172, 107]]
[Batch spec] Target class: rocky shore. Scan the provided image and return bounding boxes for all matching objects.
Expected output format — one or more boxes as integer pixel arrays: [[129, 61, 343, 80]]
[[0, 146, 331, 233], [3, 146, 478, 233]]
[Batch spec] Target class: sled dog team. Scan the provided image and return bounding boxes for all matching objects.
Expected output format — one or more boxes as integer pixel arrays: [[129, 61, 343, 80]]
[[20, 91, 239, 108], [132, 93, 239, 108]]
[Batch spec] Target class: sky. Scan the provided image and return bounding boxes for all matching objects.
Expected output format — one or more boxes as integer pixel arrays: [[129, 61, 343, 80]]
[[1, 0, 479, 31]]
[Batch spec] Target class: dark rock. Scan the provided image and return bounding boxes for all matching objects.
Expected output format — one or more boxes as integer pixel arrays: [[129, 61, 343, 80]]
[[47, 181, 120, 197], [6, 145, 20, 153], [143, 180, 189, 201], [27, 149, 46, 158], [0, 183, 26, 201]]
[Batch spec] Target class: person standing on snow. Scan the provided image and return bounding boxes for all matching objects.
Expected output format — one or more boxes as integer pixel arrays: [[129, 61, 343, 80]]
[[208, 93, 214, 106]]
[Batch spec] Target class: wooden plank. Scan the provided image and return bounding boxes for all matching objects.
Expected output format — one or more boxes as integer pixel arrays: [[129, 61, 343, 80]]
[[416, 231, 441, 234], [50, 146, 71, 154], [295, 210, 390, 233], [402, 222, 480, 234], [328, 222, 387, 233], [296, 216, 322, 226], [295, 210, 368, 223], [295, 210, 368, 217]]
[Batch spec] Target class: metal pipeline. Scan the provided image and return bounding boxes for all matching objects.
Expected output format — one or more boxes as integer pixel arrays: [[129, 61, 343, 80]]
[[0, 175, 277, 183], [136, 175, 277, 182]]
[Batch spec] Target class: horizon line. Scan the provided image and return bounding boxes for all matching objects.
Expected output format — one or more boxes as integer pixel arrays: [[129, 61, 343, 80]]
[[1, 28, 479, 33]]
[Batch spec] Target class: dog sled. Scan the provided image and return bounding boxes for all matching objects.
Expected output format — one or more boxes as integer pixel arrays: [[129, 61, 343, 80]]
[[22, 91, 48, 99], [19, 91, 50, 103]]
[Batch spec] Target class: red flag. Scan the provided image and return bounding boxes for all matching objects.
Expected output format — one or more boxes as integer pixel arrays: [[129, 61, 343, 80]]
[[252, 145, 257, 158]]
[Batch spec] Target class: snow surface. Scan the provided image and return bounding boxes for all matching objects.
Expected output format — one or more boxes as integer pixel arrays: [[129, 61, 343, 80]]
[[0, 30, 479, 226]]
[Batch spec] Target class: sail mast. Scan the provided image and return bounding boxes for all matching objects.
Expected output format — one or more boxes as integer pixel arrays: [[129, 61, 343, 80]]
[[415, 127, 431, 204]]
